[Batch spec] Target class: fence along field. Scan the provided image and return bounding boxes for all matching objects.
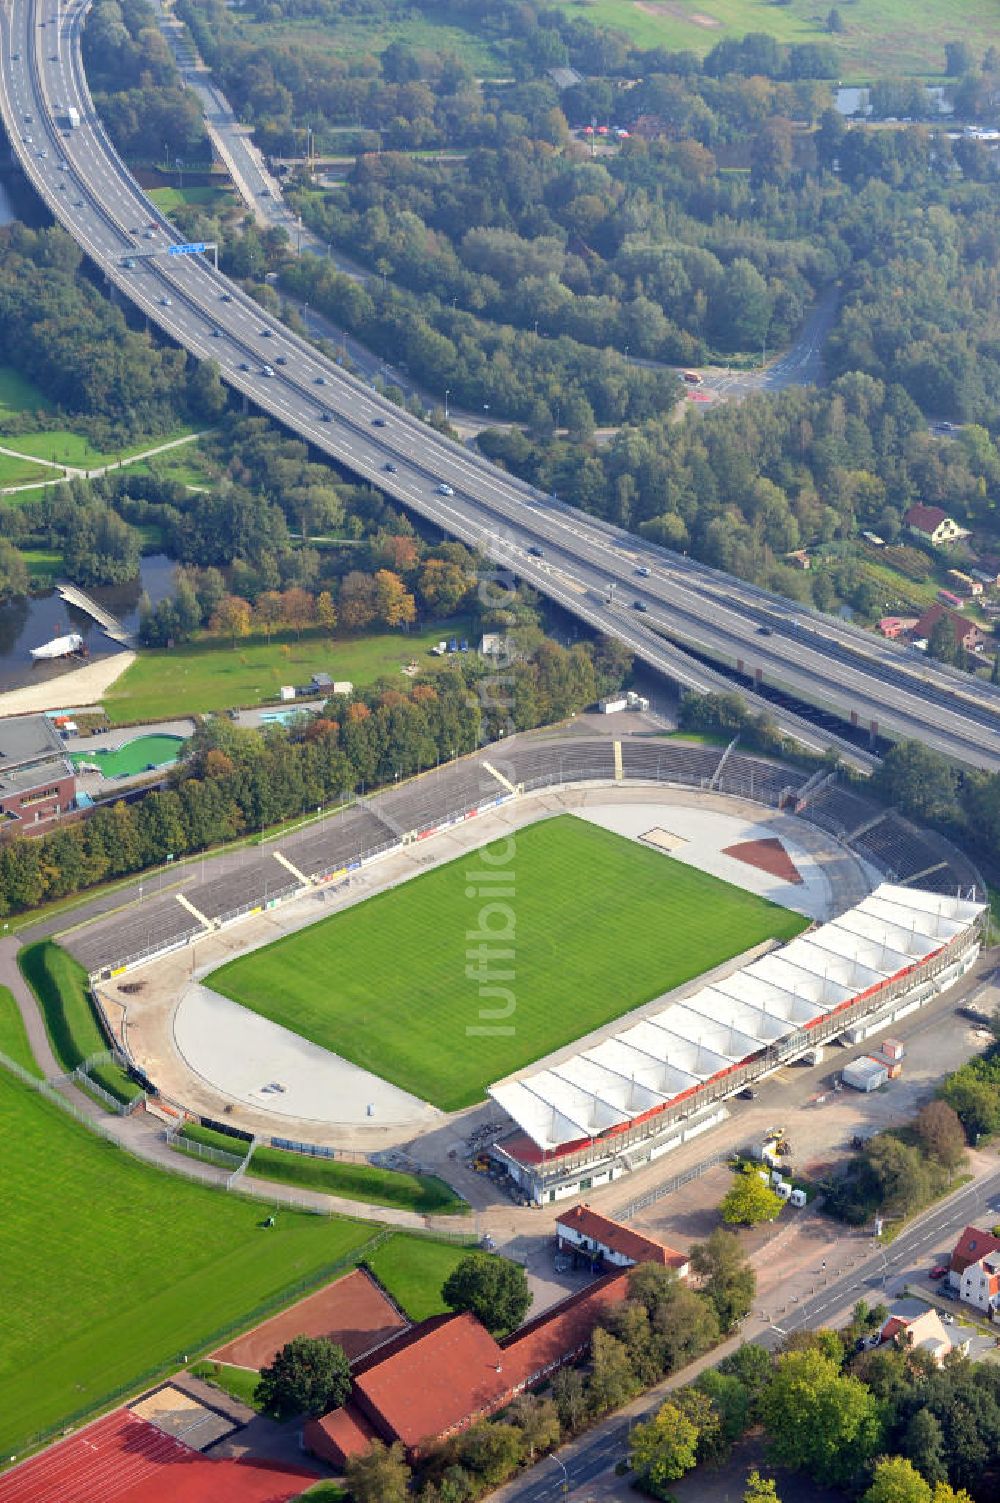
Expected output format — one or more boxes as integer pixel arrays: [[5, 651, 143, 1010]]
[[209, 814, 807, 1112]]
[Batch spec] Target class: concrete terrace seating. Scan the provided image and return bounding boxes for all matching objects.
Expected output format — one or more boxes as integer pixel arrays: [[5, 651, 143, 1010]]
[[373, 759, 511, 835], [716, 754, 807, 807], [67, 893, 203, 973], [512, 741, 617, 790], [187, 854, 302, 924], [620, 739, 724, 785], [851, 813, 944, 884], [804, 782, 877, 838], [282, 805, 397, 881]]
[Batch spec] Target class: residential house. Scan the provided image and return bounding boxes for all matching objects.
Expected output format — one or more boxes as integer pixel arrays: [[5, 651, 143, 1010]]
[[960, 1249, 1000, 1316], [948, 1225, 1000, 1290], [881, 1306, 963, 1364], [910, 604, 987, 656], [904, 504, 963, 547], [556, 1204, 690, 1277], [879, 616, 918, 640]]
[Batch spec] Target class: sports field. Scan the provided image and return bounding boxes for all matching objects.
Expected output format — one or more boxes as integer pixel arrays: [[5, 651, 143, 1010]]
[[209, 814, 807, 1111], [0, 1065, 380, 1456]]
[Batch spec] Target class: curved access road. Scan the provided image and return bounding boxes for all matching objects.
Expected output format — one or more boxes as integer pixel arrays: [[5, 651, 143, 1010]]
[[2, 0, 1000, 770]]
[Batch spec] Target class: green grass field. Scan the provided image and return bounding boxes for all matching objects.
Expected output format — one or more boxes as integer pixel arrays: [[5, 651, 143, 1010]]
[[0, 985, 43, 1077], [209, 814, 807, 1111], [246, 12, 500, 71], [547, 0, 997, 78], [188, 1360, 263, 1408], [363, 1232, 475, 1321], [18, 940, 140, 1104], [147, 184, 238, 215], [176, 1122, 466, 1214], [0, 423, 198, 472], [0, 1064, 381, 1455], [104, 615, 473, 724], [0, 452, 55, 487]]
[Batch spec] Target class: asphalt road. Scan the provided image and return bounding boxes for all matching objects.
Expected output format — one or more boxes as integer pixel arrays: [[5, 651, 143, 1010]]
[[4, 0, 1000, 769], [501, 1163, 1000, 1501]]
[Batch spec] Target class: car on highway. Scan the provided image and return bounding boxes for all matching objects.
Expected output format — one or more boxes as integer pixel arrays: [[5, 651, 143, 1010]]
[[12, 50, 20, 59], [259, 328, 272, 338], [143, 230, 154, 239], [23, 112, 32, 122], [121, 257, 136, 268], [319, 411, 331, 422], [635, 565, 650, 577], [372, 417, 386, 427], [210, 326, 221, 337], [756, 625, 773, 636], [527, 545, 543, 557], [437, 483, 454, 496], [37, 148, 47, 158], [384, 462, 397, 473], [237, 361, 250, 371], [261, 365, 274, 377], [160, 296, 172, 307], [929, 1265, 949, 1280], [275, 355, 287, 366], [57, 160, 68, 170], [633, 599, 649, 612], [220, 292, 233, 302], [314, 375, 327, 385]]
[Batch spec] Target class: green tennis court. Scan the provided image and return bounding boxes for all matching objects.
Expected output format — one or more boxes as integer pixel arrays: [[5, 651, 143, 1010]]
[[70, 733, 186, 777]]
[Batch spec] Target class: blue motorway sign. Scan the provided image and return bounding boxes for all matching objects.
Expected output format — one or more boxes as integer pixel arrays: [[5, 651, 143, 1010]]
[[168, 241, 207, 257]]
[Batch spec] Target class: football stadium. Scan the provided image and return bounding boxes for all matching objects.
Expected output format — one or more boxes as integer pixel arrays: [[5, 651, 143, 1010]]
[[63, 730, 987, 1209]]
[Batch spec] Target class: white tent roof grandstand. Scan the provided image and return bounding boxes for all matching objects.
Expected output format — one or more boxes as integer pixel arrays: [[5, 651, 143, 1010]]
[[489, 883, 985, 1154]]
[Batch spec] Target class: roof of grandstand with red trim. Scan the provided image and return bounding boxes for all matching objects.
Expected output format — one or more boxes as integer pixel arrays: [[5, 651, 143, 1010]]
[[489, 884, 985, 1158]]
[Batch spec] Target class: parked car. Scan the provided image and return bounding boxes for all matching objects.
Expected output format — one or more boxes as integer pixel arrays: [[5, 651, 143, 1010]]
[[738, 1086, 757, 1101], [929, 1264, 949, 1280]]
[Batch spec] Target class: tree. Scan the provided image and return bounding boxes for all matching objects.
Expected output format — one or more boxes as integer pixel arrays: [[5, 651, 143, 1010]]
[[928, 612, 962, 667], [745, 1470, 782, 1503], [826, 7, 844, 32], [690, 1228, 756, 1332], [254, 589, 285, 642], [760, 1348, 882, 1488], [282, 585, 315, 638], [944, 41, 975, 75], [339, 570, 378, 630], [630, 1400, 699, 1497], [255, 1335, 351, 1419], [344, 1440, 411, 1503], [652, 1284, 720, 1373], [374, 568, 417, 628], [316, 589, 337, 633], [863, 1456, 934, 1503], [721, 1170, 783, 1226], [588, 1327, 640, 1416], [441, 1255, 530, 1336], [901, 1408, 949, 1488], [210, 593, 252, 645], [915, 1100, 967, 1173], [873, 741, 959, 826], [505, 1394, 560, 1461]]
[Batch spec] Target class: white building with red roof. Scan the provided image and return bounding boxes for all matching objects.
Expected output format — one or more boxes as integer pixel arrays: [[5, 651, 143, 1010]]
[[556, 1204, 689, 1277]]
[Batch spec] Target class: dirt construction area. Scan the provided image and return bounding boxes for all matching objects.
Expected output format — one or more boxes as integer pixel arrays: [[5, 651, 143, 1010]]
[[211, 1268, 407, 1371]]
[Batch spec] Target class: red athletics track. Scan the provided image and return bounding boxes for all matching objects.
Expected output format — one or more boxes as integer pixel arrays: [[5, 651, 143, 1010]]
[[0, 1410, 319, 1503]]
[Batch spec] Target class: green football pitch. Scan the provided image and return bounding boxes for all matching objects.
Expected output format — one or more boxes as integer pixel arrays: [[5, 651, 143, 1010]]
[[209, 814, 807, 1111], [0, 1066, 381, 1456]]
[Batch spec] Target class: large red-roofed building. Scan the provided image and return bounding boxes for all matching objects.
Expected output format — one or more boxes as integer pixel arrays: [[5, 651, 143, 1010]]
[[305, 1271, 631, 1467]]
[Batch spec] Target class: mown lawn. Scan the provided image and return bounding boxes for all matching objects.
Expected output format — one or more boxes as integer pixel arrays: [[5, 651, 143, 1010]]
[[209, 814, 807, 1111], [0, 365, 55, 416], [544, 0, 998, 78], [147, 184, 238, 215], [0, 1065, 379, 1456], [0, 984, 43, 1077], [18, 940, 140, 1104], [363, 1232, 476, 1322], [0, 423, 198, 471], [246, 12, 500, 70], [0, 452, 56, 486], [104, 616, 473, 724], [175, 1123, 465, 1214]]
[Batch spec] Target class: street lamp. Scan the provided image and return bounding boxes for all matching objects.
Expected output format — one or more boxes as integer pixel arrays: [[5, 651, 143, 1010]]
[[549, 1454, 569, 1494], [444, 388, 450, 420]]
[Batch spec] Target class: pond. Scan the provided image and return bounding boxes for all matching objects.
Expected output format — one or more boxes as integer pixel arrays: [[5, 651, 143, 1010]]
[[0, 554, 175, 693]]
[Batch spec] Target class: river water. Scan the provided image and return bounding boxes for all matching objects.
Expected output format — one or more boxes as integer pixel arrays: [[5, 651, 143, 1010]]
[[0, 554, 176, 692]]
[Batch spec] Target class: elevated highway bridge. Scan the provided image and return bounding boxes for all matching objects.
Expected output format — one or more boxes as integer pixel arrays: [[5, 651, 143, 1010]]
[[2, 0, 1000, 771]]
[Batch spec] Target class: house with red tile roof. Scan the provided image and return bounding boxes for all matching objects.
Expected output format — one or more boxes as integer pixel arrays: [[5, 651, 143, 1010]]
[[303, 1271, 631, 1468], [556, 1204, 690, 1277], [949, 1225, 1000, 1287], [959, 1249, 1000, 1316], [880, 1306, 956, 1364], [911, 603, 987, 657]]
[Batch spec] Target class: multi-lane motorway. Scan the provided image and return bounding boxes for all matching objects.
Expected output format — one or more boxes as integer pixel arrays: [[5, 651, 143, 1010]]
[[3, 0, 1000, 769]]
